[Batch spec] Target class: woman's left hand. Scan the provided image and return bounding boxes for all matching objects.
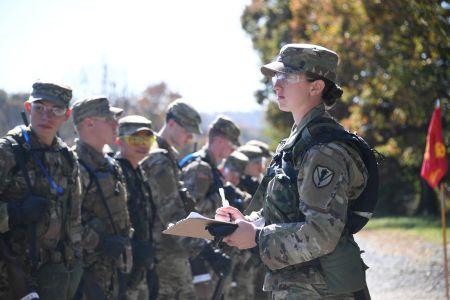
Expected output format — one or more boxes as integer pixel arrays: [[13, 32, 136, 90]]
[[223, 219, 257, 250]]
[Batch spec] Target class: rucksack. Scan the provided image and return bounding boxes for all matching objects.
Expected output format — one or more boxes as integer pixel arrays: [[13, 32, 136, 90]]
[[278, 117, 382, 234]]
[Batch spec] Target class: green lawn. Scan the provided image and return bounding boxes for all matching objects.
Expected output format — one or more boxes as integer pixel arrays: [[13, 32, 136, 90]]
[[364, 216, 450, 243]]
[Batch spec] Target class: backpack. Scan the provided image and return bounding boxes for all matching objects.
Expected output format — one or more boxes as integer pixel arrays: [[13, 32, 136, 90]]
[[276, 117, 382, 234]]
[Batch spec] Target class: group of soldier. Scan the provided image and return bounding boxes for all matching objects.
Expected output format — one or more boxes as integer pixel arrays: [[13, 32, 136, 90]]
[[0, 42, 373, 300], [0, 81, 270, 300]]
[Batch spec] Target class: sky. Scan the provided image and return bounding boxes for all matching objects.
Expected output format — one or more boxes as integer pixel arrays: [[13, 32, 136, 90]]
[[0, 0, 267, 113]]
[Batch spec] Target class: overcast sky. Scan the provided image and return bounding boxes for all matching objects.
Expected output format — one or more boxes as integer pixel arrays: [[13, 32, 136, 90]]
[[0, 0, 268, 113]]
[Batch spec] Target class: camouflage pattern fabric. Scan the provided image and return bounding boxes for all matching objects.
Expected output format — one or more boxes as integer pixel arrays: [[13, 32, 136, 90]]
[[0, 126, 82, 299], [116, 156, 154, 299], [261, 43, 339, 82], [180, 147, 222, 218], [73, 139, 131, 300], [140, 136, 205, 300], [254, 105, 368, 298]]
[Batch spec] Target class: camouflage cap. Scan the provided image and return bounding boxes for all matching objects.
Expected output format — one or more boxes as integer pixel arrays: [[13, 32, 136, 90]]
[[246, 139, 273, 158], [208, 115, 241, 147], [261, 43, 339, 82], [118, 115, 153, 136], [224, 151, 249, 174], [237, 144, 263, 161], [29, 81, 72, 108], [71, 96, 123, 125], [167, 99, 202, 134]]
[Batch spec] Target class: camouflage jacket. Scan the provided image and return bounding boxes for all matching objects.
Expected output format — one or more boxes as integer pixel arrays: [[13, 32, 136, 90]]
[[140, 136, 205, 260], [72, 139, 131, 266], [181, 147, 223, 218], [0, 125, 82, 266], [253, 104, 368, 272], [115, 155, 154, 242]]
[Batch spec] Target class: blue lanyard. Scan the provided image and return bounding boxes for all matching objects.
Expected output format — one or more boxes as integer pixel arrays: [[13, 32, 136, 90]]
[[21, 127, 64, 195]]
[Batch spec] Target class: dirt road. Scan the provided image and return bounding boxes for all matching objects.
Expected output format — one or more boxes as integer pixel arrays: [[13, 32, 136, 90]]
[[355, 230, 448, 300]]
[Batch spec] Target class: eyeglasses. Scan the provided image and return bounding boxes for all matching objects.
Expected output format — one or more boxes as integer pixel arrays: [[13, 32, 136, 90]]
[[123, 135, 155, 147], [272, 73, 309, 86], [31, 102, 67, 117]]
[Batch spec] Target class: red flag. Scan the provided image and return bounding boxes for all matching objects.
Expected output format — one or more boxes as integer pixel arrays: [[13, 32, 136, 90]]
[[421, 105, 448, 188]]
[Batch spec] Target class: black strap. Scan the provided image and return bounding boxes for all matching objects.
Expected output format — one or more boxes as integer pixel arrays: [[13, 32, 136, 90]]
[[78, 158, 118, 235]]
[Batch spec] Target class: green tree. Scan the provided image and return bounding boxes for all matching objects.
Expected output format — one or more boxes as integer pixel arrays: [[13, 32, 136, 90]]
[[242, 0, 450, 215]]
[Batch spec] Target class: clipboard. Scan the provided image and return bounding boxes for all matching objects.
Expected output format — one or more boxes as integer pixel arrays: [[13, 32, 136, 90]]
[[162, 212, 234, 240]]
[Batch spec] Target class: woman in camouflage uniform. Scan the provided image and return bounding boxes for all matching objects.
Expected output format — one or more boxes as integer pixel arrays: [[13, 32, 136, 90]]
[[216, 44, 371, 300]]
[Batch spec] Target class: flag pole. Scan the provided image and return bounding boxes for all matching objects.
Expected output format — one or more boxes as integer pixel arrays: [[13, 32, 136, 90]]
[[441, 183, 449, 299]]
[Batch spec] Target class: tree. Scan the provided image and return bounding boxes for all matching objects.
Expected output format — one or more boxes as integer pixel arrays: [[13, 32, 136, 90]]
[[241, 0, 450, 215]]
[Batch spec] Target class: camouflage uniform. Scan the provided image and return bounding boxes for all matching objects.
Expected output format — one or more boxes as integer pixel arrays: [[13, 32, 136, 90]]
[[115, 115, 156, 300], [221, 152, 255, 300], [140, 99, 205, 300], [181, 116, 241, 218], [72, 97, 132, 300], [249, 44, 370, 299], [181, 116, 240, 300], [0, 82, 83, 300]]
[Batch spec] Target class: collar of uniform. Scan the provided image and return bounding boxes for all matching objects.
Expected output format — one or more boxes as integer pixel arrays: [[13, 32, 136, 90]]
[[75, 138, 111, 170], [156, 135, 179, 160], [15, 125, 63, 151], [281, 103, 329, 151]]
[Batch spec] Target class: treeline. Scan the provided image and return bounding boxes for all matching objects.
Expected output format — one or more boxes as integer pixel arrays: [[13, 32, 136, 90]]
[[241, 0, 450, 215]]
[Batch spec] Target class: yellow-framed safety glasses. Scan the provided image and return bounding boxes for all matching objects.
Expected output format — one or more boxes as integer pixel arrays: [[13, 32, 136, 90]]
[[123, 135, 155, 147]]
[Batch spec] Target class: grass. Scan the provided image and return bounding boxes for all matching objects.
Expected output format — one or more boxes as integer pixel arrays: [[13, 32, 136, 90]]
[[364, 216, 450, 243]]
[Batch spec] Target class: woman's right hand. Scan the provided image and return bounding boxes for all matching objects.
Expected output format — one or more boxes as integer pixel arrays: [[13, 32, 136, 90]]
[[215, 206, 245, 222]]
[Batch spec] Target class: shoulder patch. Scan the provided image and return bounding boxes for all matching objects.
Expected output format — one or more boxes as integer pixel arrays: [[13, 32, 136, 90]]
[[312, 165, 334, 188]]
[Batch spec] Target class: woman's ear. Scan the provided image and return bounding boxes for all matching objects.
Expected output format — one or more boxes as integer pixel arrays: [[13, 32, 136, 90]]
[[310, 79, 326, 97]]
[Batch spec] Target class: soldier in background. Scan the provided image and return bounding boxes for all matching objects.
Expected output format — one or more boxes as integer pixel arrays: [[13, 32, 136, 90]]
[[115, 115, 157, 300], [236, 144, 264, 196], [235, 144, 269, 299], [216, 44, 371, 299], [181, 115, 241, 217], [221, 151, 256, 300], [72, 97, 132, 300], [246, 140, 273, 160], [140, 99, 228, 300], [180, 115, 240, 299], [0, 81, 83, 300]]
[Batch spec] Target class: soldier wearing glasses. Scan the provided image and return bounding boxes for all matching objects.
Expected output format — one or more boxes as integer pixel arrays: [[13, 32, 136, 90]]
[[216, 44, 371, 299], [0, 81, 83, 300], [114, 115, 157, 300], [71, 97, 132, 299]]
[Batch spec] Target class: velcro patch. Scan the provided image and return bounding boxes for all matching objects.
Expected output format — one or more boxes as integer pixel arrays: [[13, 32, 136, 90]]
[[313, 165, 334, 188]]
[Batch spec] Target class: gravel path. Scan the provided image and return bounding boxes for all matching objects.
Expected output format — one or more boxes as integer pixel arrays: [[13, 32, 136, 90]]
[[355, 229, 448, 300]]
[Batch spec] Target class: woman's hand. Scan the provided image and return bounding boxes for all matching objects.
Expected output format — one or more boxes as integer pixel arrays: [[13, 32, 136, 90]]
[[215, 206, 258, 249], [222, 219, 257, 250], [215, 206, 245, 222]]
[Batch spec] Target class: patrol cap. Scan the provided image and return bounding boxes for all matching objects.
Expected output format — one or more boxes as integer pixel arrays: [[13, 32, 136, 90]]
[[29, 81, 72, 108], [246, 140, 273, 158], [167, 99, 202, 134], [224, 151, 249, 174], [118, 115, 153, 136], [261, 43, 339, 82], [237, 144, 263, 161], [71, 96, 123, 125], [208, 115, 241, 147]]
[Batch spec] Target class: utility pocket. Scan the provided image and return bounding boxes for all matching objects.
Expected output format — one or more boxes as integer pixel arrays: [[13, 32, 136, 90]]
[[319, 232, 366, 294]]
